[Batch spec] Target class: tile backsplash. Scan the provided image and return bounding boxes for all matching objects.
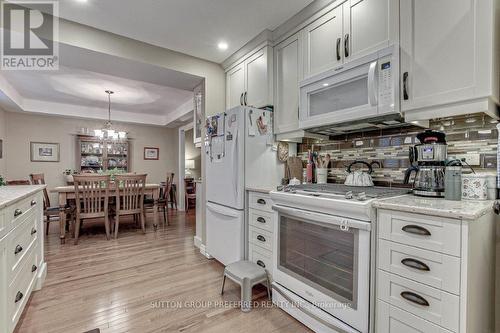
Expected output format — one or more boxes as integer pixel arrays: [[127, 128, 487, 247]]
[[296, 115, 498, 185]]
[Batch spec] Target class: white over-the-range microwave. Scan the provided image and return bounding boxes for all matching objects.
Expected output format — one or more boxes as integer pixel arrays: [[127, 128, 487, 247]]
[[299, 45, 399, 131]]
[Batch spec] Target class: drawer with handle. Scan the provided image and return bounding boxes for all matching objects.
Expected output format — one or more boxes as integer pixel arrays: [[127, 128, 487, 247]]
[[7, 210, 38, 282], [378, 239, 460, 295], [6, 194, 39, 226], [249, 243, 272, 274], [249, 209, 273, 233], [249, 226, 273, 252], [377, 269, 459, 332], [376, 300, 453, 333], [7, 247, 38, 330], [378, 210, 461, 257], [249, 192, 273, 212]]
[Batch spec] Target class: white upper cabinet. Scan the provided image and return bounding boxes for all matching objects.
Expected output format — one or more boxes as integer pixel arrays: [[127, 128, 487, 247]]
[[303, 0, 397, 78], [343, 0, 397, 60], [400, 0, 499, 119], [225, 46, 273, 110], [274, 33, 302, 134], [226, 63, 245, 109], [303, 5, 343, 78]]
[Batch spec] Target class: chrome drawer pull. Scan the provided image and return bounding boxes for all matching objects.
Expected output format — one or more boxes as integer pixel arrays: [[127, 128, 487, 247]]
[[402, 224, 431, 236], [257, 199, 266, 205], [401, 258, 430, 271], [400, 291, 429, 307], [14, 209, 23, 217], [31, 200, 36, 206], [256, 217, 266, 224], [257, 235, 266, 242], [31, 228, 37, 236], [32, 265, 38, 273], [14, 245, 23, 255], [256, 260, 266, 268], [15, 291, 23, 303]]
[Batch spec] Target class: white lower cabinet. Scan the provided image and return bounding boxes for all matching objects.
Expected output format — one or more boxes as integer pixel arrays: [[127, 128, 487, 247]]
[[0, 189, 46, 333], [247, 191, 275, 279], [376, 300, 453, 333], [376, 209, 496, 333]]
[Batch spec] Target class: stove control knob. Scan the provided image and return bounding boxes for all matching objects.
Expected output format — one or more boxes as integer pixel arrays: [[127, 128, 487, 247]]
[[357, 192, 367, 201], [345, 191, 353, 200]]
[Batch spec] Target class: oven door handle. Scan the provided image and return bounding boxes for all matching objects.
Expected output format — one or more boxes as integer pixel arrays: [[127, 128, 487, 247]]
[[272, 205, 371, 231]]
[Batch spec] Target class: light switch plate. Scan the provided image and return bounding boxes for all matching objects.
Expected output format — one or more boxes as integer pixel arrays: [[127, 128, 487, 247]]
[[451, 153, 481, 166]]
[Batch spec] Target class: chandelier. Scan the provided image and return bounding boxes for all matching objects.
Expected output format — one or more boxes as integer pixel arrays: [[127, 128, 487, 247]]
[[94, 90, 127, 140]]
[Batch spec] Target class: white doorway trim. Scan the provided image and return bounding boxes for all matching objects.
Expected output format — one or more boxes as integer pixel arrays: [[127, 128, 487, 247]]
[[178, 122, 194, 211]]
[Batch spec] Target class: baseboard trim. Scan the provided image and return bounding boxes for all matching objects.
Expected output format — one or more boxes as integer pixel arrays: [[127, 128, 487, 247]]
[[193, 236, 202, 248], [34, 261, 47, 291], [199, 244, 213, 259]]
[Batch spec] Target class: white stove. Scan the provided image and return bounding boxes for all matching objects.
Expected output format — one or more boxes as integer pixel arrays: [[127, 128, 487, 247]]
[[270, 184, 409, 333]]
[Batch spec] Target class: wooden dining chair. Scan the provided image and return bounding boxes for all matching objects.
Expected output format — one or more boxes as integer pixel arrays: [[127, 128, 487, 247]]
[[144, 174, 171, 226], [6, 180, 31, 185], [113, 174, 147, 238], [169, 172, 178, 209], [73, 174, 111, 245], [30, 173, 75, 235], [185, 178, 196, 213]]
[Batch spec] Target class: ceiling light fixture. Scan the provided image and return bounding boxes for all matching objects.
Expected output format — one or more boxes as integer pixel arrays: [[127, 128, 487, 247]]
[[217, 41, 228, 51], [75, 0, 88, 3], [94, 90, 127, 141]]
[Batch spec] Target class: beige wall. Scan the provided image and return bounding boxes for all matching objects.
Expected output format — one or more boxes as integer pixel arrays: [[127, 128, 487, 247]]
[[0, 109, 5, 176], [184, 129, 201, 179], [3, 111, 178, 203]]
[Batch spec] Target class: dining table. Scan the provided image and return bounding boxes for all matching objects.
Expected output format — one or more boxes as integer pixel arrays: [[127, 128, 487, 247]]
[[51, 183, 161, 244]]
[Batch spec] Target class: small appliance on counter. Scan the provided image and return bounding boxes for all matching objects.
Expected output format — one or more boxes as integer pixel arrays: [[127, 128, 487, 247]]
[[404, 130, 447, 197]]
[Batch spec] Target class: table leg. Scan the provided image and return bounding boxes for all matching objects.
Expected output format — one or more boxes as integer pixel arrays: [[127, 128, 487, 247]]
[[153, 188, 159, 231], [58, 192, 67, 244]]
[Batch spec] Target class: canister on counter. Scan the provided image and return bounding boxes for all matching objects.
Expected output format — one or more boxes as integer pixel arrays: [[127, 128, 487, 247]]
[[445, 165, 462, 201]]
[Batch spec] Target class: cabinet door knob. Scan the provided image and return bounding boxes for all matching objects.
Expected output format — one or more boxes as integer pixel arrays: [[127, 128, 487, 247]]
[[257, 235, 266, 242], [32, 265, 38, 273], [31, 228, 37, 236], [336, 37, 341, 61], [31, 200, 36, 206], [256, 217, 266, 224], [403, 72, 409, 100], [15, 291, 23, 303], [401, 258, 430, 271], [344, 34, 350, 57], [14, 209, 23, 217], [14, 245, 23, 255], [257, 199, 266, 205], [400, 291, 429, 307], [256, 260, 266, 268], [402, 224, 431, 236]]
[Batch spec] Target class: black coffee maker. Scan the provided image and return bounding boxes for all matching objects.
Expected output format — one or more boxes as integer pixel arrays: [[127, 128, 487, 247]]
[[404, 130, 447, 197]]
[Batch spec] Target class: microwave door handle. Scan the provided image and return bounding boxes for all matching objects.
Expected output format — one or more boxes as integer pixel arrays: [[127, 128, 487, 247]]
[[368, 61, 378, 106]]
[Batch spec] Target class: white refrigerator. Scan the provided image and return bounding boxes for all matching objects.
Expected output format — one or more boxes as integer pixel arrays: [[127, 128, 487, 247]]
[[205, 106, 282, 265]]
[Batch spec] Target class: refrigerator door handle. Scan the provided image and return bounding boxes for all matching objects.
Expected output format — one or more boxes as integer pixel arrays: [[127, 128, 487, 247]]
[[233, 128, 239, 199], [207, 202, 240, 218]]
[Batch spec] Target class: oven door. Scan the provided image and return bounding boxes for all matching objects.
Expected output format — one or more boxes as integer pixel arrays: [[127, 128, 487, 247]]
[[273, 205, 371, 333]]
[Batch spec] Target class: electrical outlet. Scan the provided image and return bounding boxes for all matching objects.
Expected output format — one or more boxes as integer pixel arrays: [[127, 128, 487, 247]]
[[451, 154, 481, 166]]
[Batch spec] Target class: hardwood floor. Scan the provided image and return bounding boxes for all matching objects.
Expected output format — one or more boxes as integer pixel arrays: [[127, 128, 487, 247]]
[[15, 211, 311, 333]]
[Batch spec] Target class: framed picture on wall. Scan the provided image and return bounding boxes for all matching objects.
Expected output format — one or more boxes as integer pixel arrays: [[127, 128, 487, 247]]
[[144, 147, 159, 160], [193, 82, 204, 147], [30, 142, 60, 162]]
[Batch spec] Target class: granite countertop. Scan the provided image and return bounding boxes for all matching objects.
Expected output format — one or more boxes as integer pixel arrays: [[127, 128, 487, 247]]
[[373, 194, 495, 220], [0, 185, 47, 209], [246, 186, 276, 194]]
